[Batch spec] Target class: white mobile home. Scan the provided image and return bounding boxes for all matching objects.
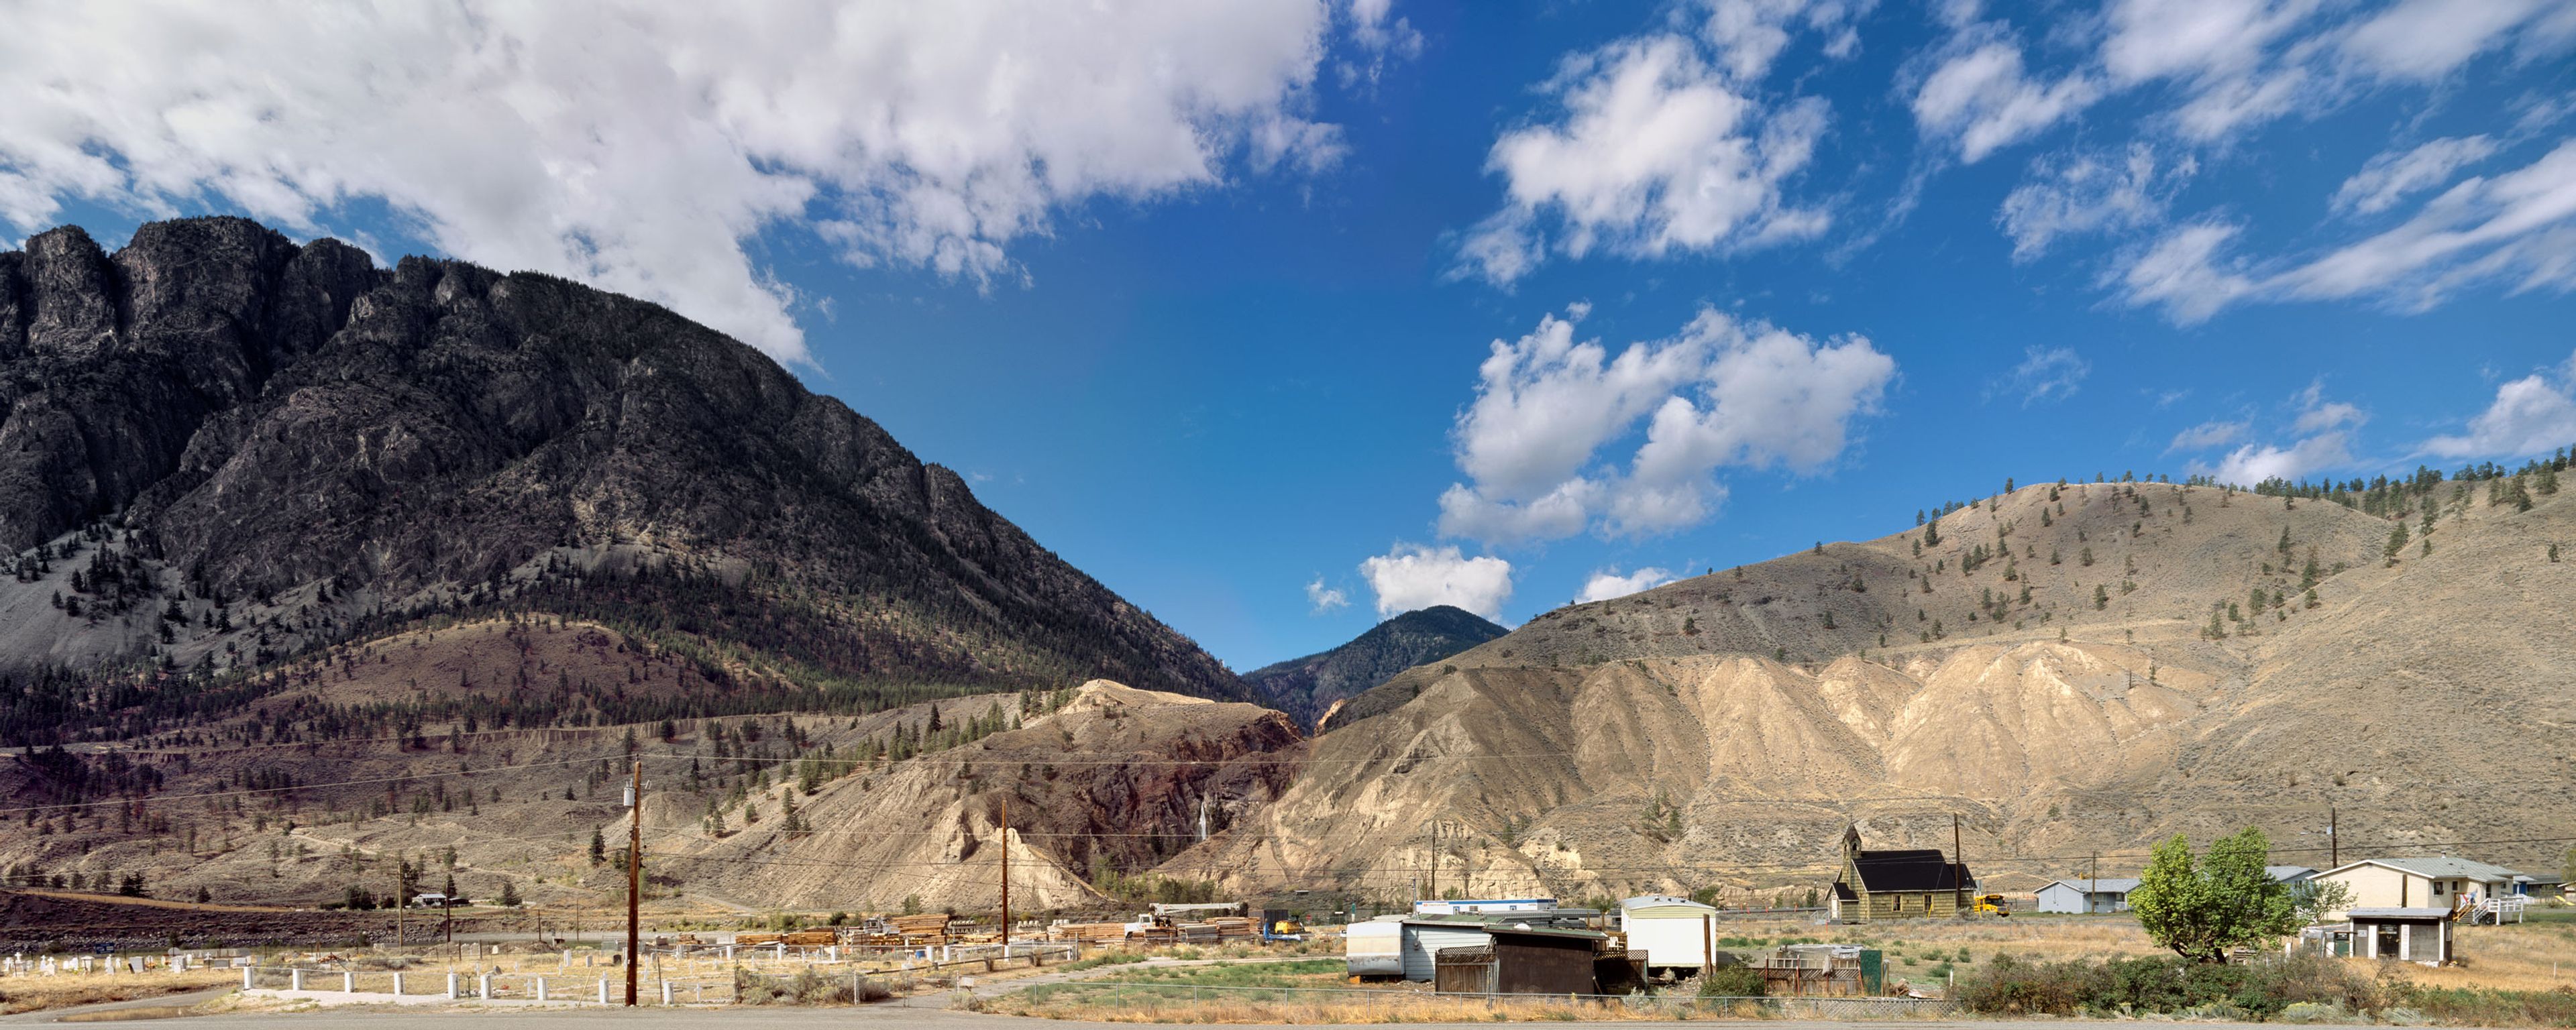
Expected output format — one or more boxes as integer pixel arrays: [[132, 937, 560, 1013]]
[[2033, 878, 2139, 914], [1616, 896, 1719, 972], [1344, 917, 1405, 977]]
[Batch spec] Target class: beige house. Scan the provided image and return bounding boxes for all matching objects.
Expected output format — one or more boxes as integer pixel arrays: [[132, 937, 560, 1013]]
[[2310, 857, 2529, 921]]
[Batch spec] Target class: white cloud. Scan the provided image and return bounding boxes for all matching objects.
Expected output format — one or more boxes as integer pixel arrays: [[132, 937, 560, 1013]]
[[0, 1, 1348, 366], [2333, 137, 2503, 216], [1576, 567, 1676, 604], [2418, 354, 2576, 458], [1339, 0, 1425, 88], [1305, 576, 1351, 614], [2112, 221, 2257, 324], [2166, 419, 2247, 451], [2274, 139, 2576, 308], [2339, 0, 2569, 82], [1998, 144, 2191, 260], [2294, 400, 2365, 433], [2206, 432, 2354, 486], [1436, 306, 1894, 542], [1457, 30, 1831, 284], [1990, 345, 2090, 404], [2115, 140, 2576, 324], [1910, 38, 2102, 163], [1696, 0, 1876, 83], [1358, 545, 1514, 620], [2193, 384, 2366, 485]]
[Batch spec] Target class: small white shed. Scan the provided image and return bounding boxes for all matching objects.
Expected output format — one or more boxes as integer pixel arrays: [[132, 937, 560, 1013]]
[[2349, 907, 2453, 964], [1616, 895, 1719, 972]]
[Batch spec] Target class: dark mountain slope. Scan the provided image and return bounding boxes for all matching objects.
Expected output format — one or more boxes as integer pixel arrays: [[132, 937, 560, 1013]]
[[0, 217, 1242, 714], [1242, 605, 1505, 727]]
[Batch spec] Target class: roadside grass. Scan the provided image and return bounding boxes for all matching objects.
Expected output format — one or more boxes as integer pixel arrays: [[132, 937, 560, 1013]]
[[0, 968, 239, 1015]]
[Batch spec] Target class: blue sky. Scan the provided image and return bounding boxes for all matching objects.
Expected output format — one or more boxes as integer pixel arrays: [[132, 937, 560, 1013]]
[[5, 1, 2575, 670]]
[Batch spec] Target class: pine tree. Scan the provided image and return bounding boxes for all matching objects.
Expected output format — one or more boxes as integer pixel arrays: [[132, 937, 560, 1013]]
[[2383, 522, 2409, 565], [588, 827, 606, 865]]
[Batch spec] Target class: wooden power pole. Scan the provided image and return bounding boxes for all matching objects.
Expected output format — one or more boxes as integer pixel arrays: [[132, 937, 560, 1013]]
[[2329, 807, 2338, 868], [1952, 814, 1964, 906], [625, 759, 641, 1007], [999, 798, 1010, 953]]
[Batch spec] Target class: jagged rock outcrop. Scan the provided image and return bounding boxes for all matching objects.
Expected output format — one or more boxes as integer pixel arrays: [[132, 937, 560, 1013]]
[[0, 217, 1242, 700]]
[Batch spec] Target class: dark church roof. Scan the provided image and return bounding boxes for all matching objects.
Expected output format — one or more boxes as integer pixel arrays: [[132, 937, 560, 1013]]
[[1846, 849, 1974, 893]]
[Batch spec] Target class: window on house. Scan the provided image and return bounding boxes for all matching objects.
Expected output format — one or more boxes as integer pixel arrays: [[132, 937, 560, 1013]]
[[2433, 881, 2445, 896]]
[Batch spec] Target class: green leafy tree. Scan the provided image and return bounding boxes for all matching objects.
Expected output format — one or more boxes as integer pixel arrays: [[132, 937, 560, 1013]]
[[2289, 878, 2355, 926], [498, 880, 521, 907], [2127, 828, 2298, 962]]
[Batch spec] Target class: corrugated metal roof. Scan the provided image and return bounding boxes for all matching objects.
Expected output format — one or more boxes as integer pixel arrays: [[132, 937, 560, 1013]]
[[2349, 907, 2454, 919], [2266, 866, 2318, 881], [2366, 856, 2526, 881], [2043, 877, 2141, 894]]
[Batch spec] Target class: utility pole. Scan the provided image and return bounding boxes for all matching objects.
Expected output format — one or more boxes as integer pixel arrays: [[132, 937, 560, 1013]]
[[2328, 807, 2338, 868], [393, 858, 403, 950], [998, 797, 1010, 954], [443, 895, 453, 943], [1952, 814, 1964, 909], [625, 759, 641, 1007]]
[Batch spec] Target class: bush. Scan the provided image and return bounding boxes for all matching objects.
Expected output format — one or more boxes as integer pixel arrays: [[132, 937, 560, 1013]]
[[1698, 966, 1767, 998], [1957, 953, 2385, 1019], [735, 967, 877, 1005]]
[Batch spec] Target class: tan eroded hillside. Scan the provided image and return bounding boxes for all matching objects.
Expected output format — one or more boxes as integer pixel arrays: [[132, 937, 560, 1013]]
[[1167, 480, 2576, 902]]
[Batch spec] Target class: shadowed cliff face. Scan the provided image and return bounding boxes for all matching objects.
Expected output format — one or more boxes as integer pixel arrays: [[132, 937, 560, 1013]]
[[1242, 606, 1507, 728], [0, 217, 1242, 701]]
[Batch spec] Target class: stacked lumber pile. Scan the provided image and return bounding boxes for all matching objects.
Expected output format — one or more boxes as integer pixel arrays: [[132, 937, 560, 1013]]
[[782, 930, 837, 947], [736, 933, 782, 947], [891, 913, 952, 945], [1046, 921, 1135, 943], [1209, 916, 1256, 939]]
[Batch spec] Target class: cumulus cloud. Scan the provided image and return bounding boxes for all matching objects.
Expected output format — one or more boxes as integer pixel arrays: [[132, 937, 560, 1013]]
[[1998, 144, 2192, 260], [2194, 384, 2367, 485], [1909, 38, 2101, 164], [1436, 306, 1894, 542], [1456, 11, 1839, 284], [2418, 353, 2576, 458], [2332, 137, 2502, 217], [1305, 577, 1351, 614], [1990, 345, 2090, 405], [1358, 545, 1515, 620], [2207, 433, 2355, 486], [2166, 419, 2247, 451], [1576, 567, 1677, 604], [0, 1, 1349, 365]]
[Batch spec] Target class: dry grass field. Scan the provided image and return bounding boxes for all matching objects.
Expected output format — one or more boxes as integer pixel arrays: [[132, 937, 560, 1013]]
[[0, 967, 239, 1015]]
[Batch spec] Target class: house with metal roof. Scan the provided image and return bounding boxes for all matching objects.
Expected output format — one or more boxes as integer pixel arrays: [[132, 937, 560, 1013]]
[[1827, 828, 1974, 922], [2034, 876, 2142, 913], [2310, 857, 2534, 922]]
